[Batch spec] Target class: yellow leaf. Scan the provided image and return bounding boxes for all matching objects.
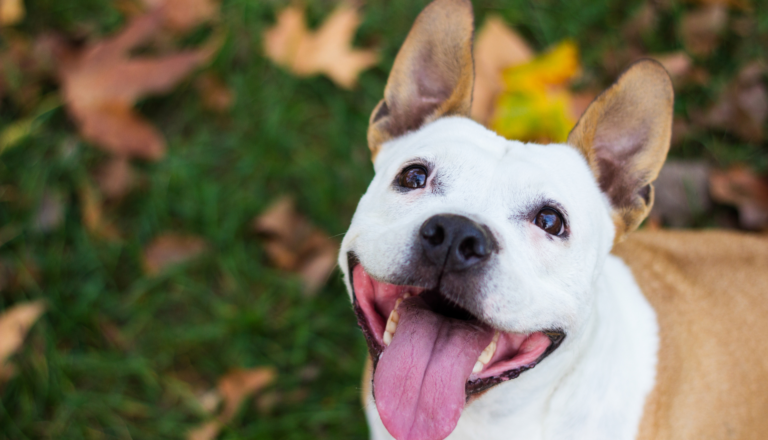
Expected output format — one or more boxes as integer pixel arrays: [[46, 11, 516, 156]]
[[491, 41, 580, 143], [0, 0, 25, 26], [471, 16, 533, 125], [263, 5, 378, 89], [0, 301, 45, 383]]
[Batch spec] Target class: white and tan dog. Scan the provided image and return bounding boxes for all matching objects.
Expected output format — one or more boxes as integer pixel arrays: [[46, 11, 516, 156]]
[[338, 1, 768, 439]]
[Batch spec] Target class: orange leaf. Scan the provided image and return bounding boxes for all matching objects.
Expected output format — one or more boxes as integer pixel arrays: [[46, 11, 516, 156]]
[[710, 166, 768, 230], [57, 11, 217, 160], [195, 73, 234, 112], [143, 0, 219, 33], [253, 197, 338, 296], [95, 156, 136, 200], [80, 183, 122, 241], [0, 300, 45, 383], [263, 5, 378, 89], [143, 233, 208, 275], [217, 368, 276, 421], [681, 5, 727, 57], [471, 16, 533, 125]]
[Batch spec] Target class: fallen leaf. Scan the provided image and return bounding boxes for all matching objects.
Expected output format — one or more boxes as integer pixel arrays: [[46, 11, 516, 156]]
[[56, 11, 217, 160], [569, 91, 598, 121], [650, 160, 712, 227], [187, 421, 220, 440], [95, 156, 136, 200], [143, 233, 208, 275], [0, 0, 24, 26], [710, 165, 768, 229], [263, 5, 378, 89], [80, 183, 121, 240], [491, 41, 581, 143], [652, 52, 692, 80], [143, 0, 218, 33], [692, 61, 767, 141], [471, 16, 533, 125], [195, 73, 234, 112], [622, 2, 658, 46], [253, 197, 338, 295], [685, 0, 751, 11], [0, 300, 45, 383], [681, 5, 727, 57], [218, 368, 276, 421], [32, 190, 64, 232], [186, 367, 276, 440]]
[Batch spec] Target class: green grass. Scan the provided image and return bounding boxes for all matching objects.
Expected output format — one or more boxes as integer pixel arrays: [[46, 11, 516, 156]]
[[1, 0, 767, 438]]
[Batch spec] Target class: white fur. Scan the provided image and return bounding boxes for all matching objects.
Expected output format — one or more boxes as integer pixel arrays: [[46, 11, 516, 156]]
[[339, 117, 659, 440]]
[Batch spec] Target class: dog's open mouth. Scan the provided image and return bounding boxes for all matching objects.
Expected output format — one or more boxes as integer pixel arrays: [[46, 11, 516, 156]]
[[349, 255, 564, 440]]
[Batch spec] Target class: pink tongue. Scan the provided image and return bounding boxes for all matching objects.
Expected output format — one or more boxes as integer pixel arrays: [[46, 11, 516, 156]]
[[373, 297, 494, 440]]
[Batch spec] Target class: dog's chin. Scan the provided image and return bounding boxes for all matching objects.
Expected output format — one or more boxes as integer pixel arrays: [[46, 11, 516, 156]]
[[348, 253, 565, 440]]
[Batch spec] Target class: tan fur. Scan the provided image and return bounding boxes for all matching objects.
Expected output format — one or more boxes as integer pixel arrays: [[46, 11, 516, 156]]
[[367, 0, 474, 161], [613, 229, 768, 439], [567, 60, 674, 242]]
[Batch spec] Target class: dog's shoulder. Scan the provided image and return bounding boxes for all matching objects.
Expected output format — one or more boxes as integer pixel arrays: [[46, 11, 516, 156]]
[[613, 229, 768, 440]]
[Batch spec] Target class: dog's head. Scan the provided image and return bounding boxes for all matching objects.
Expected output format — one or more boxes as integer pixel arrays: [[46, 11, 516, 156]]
[[339, 1, 673, 439]]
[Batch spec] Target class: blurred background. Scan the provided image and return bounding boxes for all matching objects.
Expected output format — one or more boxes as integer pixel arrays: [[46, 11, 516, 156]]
[[0, 0, 766, 438]]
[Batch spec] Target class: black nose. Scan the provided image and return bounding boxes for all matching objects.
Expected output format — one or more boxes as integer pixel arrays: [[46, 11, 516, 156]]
[[419, 214, 496, 272]]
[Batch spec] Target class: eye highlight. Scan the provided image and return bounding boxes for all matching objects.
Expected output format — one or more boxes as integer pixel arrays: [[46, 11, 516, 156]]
[[398, 165, 428, 189], [534, 208, 564, 236]]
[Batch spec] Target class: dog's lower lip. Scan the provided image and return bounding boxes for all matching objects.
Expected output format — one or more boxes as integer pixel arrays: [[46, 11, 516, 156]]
[[347, 253, 566, 396]]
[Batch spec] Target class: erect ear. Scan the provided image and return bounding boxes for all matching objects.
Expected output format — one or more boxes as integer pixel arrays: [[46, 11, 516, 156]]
[[567, 59, 674, 242], [367, 0, 474, 160]]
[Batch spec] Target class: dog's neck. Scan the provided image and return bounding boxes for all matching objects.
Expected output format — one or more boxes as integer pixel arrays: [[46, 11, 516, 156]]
[[365, 254, 659, 440]]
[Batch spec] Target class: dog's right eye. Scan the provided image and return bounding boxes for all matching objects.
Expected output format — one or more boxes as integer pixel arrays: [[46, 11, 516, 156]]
[[398, 165, 428, 189]]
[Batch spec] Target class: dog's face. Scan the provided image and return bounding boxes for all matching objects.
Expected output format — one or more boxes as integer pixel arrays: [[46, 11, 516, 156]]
[[338, 1, 673, 440]]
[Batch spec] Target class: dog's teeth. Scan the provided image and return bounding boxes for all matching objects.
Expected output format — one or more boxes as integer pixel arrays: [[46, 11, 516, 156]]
[[386, 316, 398, 334], [477, 332, 501, 365], [472, 361, 484, 374], [383, 307, 402, 346]]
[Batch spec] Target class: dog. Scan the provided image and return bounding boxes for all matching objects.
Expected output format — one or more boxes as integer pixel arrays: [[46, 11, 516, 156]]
[[337, 0, 768, 439]]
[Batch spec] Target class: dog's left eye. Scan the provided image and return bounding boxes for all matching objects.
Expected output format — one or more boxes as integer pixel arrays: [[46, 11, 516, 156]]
[[398, 165, 428, 189], [534, 208, 564, 236]]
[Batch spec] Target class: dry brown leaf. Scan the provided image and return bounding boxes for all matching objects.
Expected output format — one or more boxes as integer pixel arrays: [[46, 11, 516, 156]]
[[0, 300, 45, 382], [685, 0, 751, 11], [681, 5, 727, 57], [471, 16, 533, 125], [56, 12, 217, 160], [95, 156, 136, 200], [195, 73, 234, 112], [710, 166, 768, 229], [186, 367, 276, 440], [218, 368, 276, 421], [253, 197, 338, 296], [0, 0, 24, 26], [652, 52, 692, 80], [693, 62, 767, 141], [623, 3, 658, 46], [143, 233, 208, 275], [80, 183, 121, 240], [143, 0, 218, 32], [263, 5, 378, 89], [187, 421, 221, 440]]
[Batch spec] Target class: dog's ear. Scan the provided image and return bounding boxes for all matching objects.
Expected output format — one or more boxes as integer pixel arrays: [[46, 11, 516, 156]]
[[567, 59, 673, 242], [367, 0, 474, 160]]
